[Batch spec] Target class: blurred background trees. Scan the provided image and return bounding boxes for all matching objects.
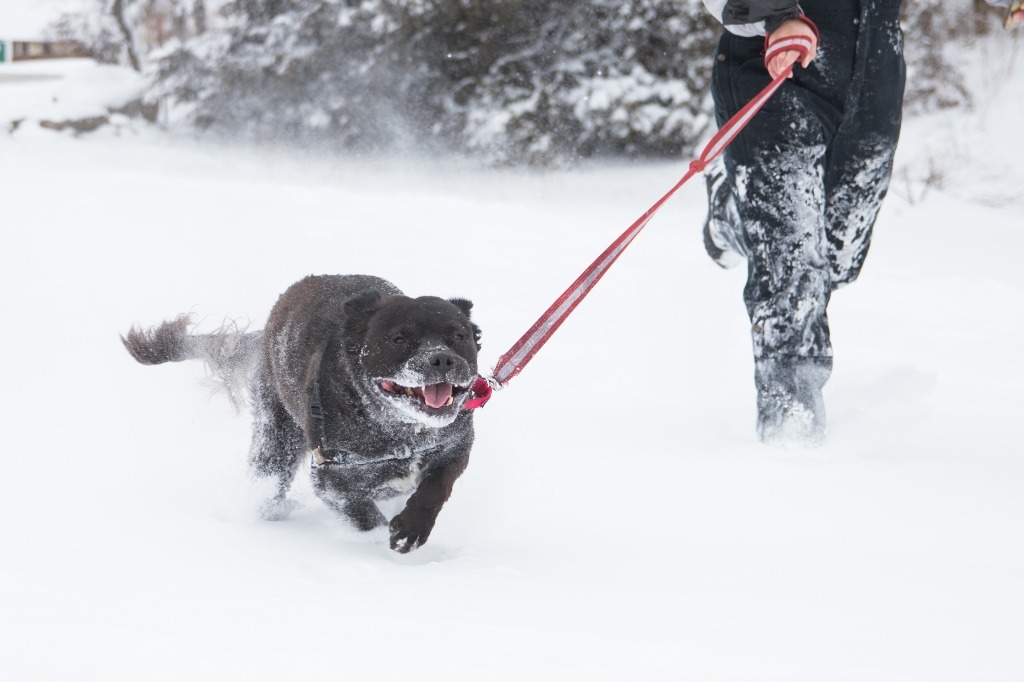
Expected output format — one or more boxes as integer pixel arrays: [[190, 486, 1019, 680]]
[[50, 0, 1008, 164]]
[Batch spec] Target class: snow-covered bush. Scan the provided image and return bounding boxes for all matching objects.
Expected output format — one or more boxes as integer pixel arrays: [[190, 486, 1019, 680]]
[[900, 0, 976, 114], [52, 0, 1008, 163], [147, 0, 716, 164]]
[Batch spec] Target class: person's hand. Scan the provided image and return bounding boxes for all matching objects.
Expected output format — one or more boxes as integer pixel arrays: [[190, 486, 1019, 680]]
[[765, 18, 818, 79], [1005, 1, 1024, 28]]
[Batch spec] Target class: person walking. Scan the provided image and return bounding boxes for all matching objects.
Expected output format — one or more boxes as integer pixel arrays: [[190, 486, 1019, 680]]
[[699, 0, 1017, 444]]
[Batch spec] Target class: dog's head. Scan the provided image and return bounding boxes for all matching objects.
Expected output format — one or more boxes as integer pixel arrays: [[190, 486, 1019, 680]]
[[342, 292, 481, 427]]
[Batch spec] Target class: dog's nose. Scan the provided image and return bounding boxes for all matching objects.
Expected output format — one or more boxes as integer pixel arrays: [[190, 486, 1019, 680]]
[[428, 351, 455, 368]]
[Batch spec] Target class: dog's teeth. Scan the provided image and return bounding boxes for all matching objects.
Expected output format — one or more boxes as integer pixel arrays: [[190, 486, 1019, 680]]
[[444, 396, 453, 407]]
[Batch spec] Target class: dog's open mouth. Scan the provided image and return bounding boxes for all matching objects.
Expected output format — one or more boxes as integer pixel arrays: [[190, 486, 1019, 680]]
[[379, 380, 470, 410]]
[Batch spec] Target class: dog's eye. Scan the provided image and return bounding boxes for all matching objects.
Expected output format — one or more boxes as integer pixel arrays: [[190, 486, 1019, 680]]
[[392, 335, 406, 345], [454, 332, 466, 342]]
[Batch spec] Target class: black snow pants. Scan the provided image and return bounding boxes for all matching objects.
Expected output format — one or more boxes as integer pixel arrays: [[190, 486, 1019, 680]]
[[710, 0, 906, 440]]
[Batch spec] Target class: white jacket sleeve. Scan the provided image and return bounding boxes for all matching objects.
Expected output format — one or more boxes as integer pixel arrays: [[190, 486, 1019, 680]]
[[701, 0, 803, 38]]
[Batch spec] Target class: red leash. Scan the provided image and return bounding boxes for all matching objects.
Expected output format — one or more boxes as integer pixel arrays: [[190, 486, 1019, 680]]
[[466, 36, 813, 409]]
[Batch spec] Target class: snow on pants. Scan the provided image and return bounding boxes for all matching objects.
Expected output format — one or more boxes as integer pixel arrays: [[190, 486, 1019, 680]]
[[710, 0, 905, 425]]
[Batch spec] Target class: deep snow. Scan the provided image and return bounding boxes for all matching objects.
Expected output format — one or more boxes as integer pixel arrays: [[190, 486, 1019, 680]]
[[2, 34, 1023, 682]]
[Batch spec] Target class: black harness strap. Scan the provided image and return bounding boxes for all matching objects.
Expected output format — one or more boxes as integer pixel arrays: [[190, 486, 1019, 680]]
[[309, 379, 415, 467], [310, 380, 332, 465]]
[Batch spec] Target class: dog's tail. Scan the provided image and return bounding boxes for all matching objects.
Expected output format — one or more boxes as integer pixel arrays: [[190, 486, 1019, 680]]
[[122, 314, 262, 409]]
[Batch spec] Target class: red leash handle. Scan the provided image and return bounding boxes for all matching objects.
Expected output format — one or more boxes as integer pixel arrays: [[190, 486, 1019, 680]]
[[698, 33, 813, 171], [469, 35, 814, 408]]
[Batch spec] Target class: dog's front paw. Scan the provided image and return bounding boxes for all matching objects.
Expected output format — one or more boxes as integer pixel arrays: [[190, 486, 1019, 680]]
[[389, 511, 436, 553], [259, 496, 299, 521]]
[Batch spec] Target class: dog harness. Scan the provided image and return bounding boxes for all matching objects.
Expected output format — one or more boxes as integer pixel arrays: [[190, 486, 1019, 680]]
[[308, 380, 420, 467]]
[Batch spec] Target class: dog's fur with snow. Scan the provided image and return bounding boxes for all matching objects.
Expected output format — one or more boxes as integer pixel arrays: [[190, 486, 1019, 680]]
[[123, 274, 481, 553]]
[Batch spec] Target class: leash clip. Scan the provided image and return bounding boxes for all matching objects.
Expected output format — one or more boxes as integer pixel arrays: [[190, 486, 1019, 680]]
[[465, 375, 501, 410]]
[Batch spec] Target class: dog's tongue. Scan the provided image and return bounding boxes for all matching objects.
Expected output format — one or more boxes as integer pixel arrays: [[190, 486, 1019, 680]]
[[420, 382, 453, 409]]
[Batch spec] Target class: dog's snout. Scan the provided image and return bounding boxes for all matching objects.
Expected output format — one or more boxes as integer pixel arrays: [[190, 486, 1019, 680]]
[[408, 345, 474, 382], [429, 351, 454, 368]]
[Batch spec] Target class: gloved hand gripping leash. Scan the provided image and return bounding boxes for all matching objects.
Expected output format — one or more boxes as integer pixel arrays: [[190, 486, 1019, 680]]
[[466, 33, 816, 410]]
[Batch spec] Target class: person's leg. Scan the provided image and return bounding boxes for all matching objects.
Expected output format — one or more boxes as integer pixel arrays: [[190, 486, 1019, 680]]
[[823, 135, 899, 288], [739, 127, 834, 443], [702, 155, 746, 269], [710, 31, 835, 443], [825, 9, 905, 288]]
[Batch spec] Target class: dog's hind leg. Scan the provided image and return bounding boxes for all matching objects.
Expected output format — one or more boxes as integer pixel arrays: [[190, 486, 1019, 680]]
[[249, 377, 305, 521]]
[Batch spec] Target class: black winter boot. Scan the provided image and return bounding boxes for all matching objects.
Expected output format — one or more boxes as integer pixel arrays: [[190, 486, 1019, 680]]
[[754, 355, 832, 444]]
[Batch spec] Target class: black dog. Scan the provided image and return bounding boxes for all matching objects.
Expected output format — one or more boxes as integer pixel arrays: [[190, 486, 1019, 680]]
[[123, 274, 482, 553]]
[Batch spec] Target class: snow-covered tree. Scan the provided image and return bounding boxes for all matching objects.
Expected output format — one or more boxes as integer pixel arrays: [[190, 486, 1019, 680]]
[[53, 0, 1001, 163], [151, 0, 717, 163], [900, 0, 976, 114]]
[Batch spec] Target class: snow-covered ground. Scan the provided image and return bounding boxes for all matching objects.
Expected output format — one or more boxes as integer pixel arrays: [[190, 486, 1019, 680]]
[[2, 36, 1023, 681], [0, 58, 146, 129]]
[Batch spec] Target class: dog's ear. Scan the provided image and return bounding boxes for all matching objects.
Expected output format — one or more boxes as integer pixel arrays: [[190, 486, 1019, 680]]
[[346, 290, 384, 319], [343, 290, 384, 354], [449, 297, 482, 351], [448, 297, 473, 318]]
